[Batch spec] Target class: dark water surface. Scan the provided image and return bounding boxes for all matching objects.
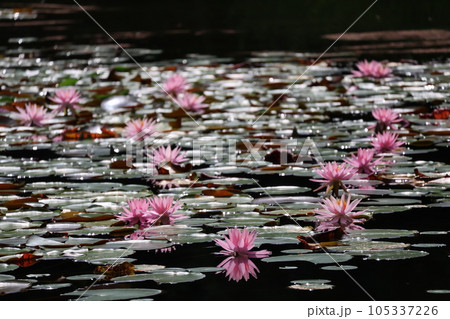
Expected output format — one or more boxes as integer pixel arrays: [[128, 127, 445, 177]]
[[2, 0, 450, 60]]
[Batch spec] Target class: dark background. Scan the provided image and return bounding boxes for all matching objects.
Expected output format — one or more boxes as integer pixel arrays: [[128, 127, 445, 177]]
[[2, 0, 450, 60]]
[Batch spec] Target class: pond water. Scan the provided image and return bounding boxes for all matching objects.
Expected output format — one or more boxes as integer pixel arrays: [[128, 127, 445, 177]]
[[0, 0, 449, 301]]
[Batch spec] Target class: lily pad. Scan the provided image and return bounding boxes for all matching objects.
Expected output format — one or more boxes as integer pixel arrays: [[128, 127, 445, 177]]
[[347, 229, 418, 239], [31, 283, 72, 290], [0, 263, 19, 273], [262, 253, 352, 264], [243, 186, 310, 195], [64, 288, 162, 301], [321, 265, 358, 271], [365, 250, 429, 261], [0, 281, 31, 295], [66, 274, 106, 281], [288, 284, 333, 291], [114, 271, 206, 284]]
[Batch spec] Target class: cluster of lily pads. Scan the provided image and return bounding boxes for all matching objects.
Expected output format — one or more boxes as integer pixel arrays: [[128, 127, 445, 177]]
[[0, 48, 449, 299]]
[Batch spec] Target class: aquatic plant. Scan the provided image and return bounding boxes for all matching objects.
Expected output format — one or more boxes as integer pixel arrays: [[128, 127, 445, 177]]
[[15, 103, 52, 127], [371, 131, 405, 154], [147, 145, 188, 167], [369, 108, 402, 132], [123, 118, 156, 140], [215, 228, 271, 258], [315, 194, 367, 232], [49, 88, 82, 115], [118, 198, 152, 229], [145, 196, 184, 226], [118, 196, 183, 228], [175, 93, 208, 113], [162, 74, 190, 95], [311, 162, 356, 197], [344, 148, 384, 175], [352, 60, 392, 78]]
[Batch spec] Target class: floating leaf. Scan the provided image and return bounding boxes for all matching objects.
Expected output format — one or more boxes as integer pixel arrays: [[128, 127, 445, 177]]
[[1, 197, 39, 210], [365, 250, 429, 261], [66, 274, 106, 281], [114, 271, 205, 284], [94, 261, 135, 280], [427, 290, 450, 294], [0, 264, 19, 273], [243, 186, 310, 195], [263, 253, 352, 264], [347, 229, 418, 239], [327, 241, 409, 253], [0, 281, 31, 295], [31, 283, 72, 290], [134, 264, 166, 272], [186, 267, 224, 273], [64, 288, 161, 301], [291, 279, 331, 285], [102, 240, 172, 251], [321, 265, 358, 271], [288, 284, 333, 291], [0, 274, 15, 281]]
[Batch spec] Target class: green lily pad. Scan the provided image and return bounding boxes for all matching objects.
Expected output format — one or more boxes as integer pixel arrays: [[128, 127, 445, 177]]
[[365, 250, 429, 261], [73, 248, 135, 263], [64, 288, 162, 301], [321, 265, 358, 271], [0, 281, 31, 295], [114, 271, 206, 284], [288, 284, 333, 291], [327, 241, 409, 253], [0, 264, 19, 273], [291, 279, 331, 285], [243, 186, 310, 195], [347, 229, 418, 239], [263, 253, 352, 264], [102, 240, 173, 251], [66, 274, 106, 281], [186, 267, 224, 273], [427, 290, 450, 294], [0, 274, 15, 281], [31, 283, 72, 290]]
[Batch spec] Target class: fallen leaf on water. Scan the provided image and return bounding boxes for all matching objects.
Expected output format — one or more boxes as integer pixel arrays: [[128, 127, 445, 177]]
[[7, 253, 39, 268], [2, 197, 39, 210], [94, 261, 135, 280]]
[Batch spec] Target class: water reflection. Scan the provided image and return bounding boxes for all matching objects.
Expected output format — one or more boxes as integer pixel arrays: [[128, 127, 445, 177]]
[[217, 256, 261, 282]]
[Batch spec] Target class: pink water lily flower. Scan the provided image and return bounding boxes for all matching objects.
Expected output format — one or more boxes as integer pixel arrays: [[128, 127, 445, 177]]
[[315, 194, 367, 232], [145, 196, 184, 226], [352, 60, 392, 78], [118, 198, 152, 229], [49, 88, 82, 115], [311, 162, 356, 197], [147, 145, 188, 167], [118, 196, 184, 228], [217, 255, 260, 282], [162, 74, 190, 96], [214, 228, 271, 258], [175, 93, 208, 113], [15, 103, 52, 127], [369, 108, 402, 132], [123, 118, 156, 140], [371, 131, 404, 154], [344, 148, 384, 175]]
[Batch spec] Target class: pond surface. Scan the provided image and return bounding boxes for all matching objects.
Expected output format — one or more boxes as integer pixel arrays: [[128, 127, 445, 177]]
[[0, 0, 449, 301]]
